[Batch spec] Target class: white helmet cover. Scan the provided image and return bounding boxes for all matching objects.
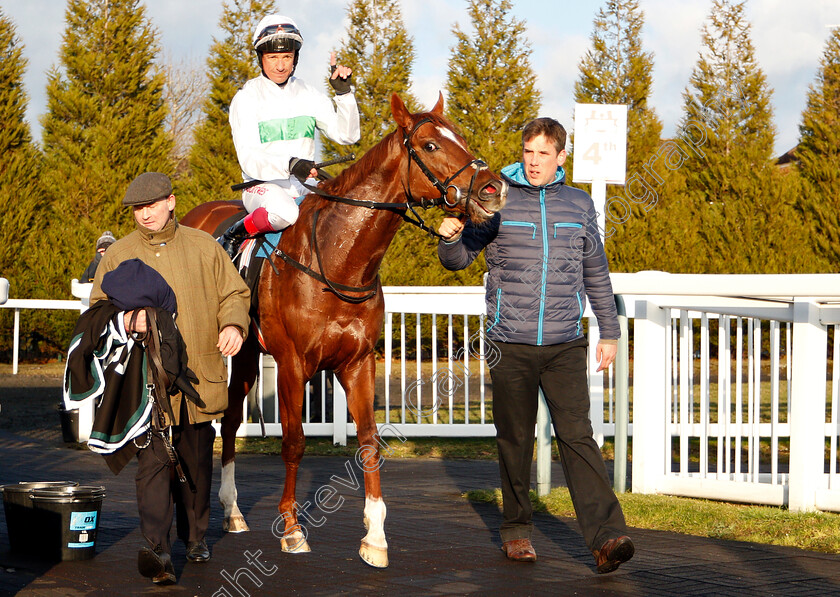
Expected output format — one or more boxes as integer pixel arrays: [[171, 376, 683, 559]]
[[253, 14, 303, 53]]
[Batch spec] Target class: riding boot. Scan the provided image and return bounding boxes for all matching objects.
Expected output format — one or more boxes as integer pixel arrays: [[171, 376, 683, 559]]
[[218, 218, 249, 259]]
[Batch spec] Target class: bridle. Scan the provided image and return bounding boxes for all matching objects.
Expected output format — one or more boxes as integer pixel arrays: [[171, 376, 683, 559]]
[[272, 117, 491, 303], [402, 117, 488, 222]]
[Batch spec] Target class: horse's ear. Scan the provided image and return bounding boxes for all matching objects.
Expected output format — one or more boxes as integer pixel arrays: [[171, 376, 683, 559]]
[[431, 92, 444, 116], [391, 93, 412, 130]]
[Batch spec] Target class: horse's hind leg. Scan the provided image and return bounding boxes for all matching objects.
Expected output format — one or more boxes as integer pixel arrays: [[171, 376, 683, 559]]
[[338, 357, 389, 568], [219, 336, 259, 533]]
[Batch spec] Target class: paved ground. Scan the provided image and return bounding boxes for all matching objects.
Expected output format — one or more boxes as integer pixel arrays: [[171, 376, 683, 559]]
[[1, 429, 840, 596]]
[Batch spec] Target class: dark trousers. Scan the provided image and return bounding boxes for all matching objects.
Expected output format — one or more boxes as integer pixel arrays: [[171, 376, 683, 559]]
[[135, 400, 215, 553], [490, 338, 626, 551]]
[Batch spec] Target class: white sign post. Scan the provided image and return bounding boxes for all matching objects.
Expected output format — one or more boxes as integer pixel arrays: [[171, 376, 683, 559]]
[[572, 104, 628, 241]]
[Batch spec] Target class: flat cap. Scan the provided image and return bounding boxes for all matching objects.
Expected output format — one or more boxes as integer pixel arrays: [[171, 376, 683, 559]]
[[122, 172, 172, 206]]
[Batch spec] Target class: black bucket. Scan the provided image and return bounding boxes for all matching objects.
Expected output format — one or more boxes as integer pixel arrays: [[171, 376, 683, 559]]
[[57, 404, 80, 443], [29, 485, 106, 561], [1, 481, 78, 555]]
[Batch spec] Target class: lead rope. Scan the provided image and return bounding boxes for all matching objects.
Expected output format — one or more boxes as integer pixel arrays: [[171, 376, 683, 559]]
[[131, 308, 194, 492]]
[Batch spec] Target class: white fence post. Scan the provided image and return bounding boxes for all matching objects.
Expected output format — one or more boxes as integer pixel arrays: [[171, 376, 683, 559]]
[[588, 319, 605, 446], [332, 375, 348, 446], [536, 389, 551, 497], [788, 299, 827, 512], [13, 308, 20, 375], [631, 300, 670, 495]]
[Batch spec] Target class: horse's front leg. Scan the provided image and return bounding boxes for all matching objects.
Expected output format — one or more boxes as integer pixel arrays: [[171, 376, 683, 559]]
[[219, 340, 258, 533], [276, 367, 310, 554], [338, 357, 389, 568]]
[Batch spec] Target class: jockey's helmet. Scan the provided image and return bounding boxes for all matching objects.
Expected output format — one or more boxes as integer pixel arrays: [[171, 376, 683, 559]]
[[253, 15, 303, 56]]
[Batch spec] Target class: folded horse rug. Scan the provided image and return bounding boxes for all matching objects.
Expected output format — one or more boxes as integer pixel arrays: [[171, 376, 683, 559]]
[[63, 261, 197, 474], [63, 301, 152, 458]]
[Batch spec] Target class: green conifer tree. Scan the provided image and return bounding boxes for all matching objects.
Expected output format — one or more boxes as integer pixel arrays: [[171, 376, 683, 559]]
[[391, 0, 542, 289], [574, 0, 662, 175], [676, 0, 811, 273], [0, 11, 41, 280], [0, 10, 44, 352], [446, 0, 541, 174], [572, 0, 664, 272], [42, 0, 172, 233], [35, 0, 172, 349], [681, 0, 774, 195], [322, 0, 417, 165], [796, 27, 840, 269], [182, 0, 275, 211], [325, 0, 431, 287]]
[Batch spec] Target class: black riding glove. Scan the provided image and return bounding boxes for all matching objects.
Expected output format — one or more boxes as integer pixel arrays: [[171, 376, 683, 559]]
[[289, 157, 316, 182], [329, 64, 352, 95]]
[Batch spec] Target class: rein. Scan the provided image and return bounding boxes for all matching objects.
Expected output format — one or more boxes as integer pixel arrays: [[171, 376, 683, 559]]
[[273, 117, 486, 303], [273, 210, 380, 304], [297, 179, 444, 239]]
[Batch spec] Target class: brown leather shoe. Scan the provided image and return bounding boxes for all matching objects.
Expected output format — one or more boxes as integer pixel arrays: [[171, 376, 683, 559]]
[[138, 545, 176, 585], [501, 538, 537, 562], [593, 535, 634, 574]]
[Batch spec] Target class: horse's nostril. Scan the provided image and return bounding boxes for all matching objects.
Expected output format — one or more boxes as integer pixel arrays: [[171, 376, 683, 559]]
[[482, 184, 497, 195]]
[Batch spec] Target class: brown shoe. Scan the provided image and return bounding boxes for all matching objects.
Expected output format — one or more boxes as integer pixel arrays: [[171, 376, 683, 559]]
[[501, 538, 537, 562], [593, 535, 634, 574], [138, 545, 176, 585]]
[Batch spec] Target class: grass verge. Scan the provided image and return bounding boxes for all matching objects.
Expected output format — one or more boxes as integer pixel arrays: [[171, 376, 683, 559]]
[[213, 436, 499, 460], [466, 487, 840, 554]]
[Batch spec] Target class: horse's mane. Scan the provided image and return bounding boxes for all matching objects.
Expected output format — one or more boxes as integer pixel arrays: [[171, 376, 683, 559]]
[[320, 132, 397, 197], [320, 110, 460, 198]]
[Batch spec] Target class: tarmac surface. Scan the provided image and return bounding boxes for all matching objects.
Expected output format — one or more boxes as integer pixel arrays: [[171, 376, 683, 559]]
[[1, 428, 840, 596]]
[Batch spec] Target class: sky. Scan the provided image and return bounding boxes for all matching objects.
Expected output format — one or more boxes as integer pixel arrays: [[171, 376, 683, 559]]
[[3, 0, 840, 157]]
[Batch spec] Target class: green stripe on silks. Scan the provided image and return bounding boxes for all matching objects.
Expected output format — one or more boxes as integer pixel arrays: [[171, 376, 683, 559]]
[[258, 115, 317, 143]]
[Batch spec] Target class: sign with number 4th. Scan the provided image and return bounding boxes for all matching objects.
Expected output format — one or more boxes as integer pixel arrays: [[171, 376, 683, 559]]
[[572, 104, 628, 185]]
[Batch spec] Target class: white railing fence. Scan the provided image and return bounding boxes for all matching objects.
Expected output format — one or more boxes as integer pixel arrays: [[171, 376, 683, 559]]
[[4, 273, 840, 513], [237, 286, 613, 444], [627, 273, 840, 513]]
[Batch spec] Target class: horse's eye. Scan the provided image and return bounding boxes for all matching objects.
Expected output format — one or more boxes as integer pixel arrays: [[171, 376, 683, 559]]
[[423, 142, 438, 152]]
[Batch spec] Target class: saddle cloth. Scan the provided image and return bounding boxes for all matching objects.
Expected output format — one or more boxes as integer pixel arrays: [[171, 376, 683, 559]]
[[235, 233, 281, 353]]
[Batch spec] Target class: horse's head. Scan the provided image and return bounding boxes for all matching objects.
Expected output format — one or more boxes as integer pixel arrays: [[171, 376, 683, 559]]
[[391, 93, 506, 223]]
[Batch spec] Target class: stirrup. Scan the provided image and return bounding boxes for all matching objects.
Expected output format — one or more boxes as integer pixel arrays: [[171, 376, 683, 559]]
[[219, 218, 249, 259]]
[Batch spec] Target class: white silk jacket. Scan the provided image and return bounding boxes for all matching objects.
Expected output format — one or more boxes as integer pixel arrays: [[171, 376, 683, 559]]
[[229, 75, 360, 194]]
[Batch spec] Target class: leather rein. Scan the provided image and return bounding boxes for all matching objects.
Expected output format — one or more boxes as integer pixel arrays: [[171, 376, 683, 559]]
[[272, 117, 487, 304]]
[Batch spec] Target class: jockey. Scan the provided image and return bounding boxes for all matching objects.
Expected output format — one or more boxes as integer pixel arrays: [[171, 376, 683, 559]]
[[220, 14, 361, 258]]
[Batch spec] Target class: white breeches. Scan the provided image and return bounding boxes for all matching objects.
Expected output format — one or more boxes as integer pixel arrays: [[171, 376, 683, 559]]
[[242, 181, 303, 230]]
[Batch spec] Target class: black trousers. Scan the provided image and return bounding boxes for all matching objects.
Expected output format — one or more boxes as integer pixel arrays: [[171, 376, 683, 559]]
[[490, 338, 626, 551], [135, 400, 215, 553]]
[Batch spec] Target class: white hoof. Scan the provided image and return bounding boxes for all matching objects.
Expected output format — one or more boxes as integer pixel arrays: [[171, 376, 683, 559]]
[[224, 515, 250, 533], [281, 530, 311, 553], [359, 539, 389, 568]]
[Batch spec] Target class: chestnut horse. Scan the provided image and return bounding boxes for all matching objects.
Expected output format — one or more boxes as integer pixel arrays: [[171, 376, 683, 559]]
[[181, 93, 507, 568]]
